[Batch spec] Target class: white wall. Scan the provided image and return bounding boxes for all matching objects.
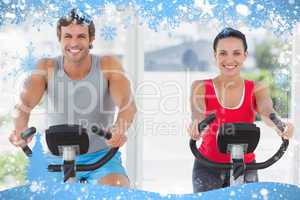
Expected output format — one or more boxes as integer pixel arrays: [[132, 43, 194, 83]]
[[292, 23, 300, 185], [124, 16, 144, 189]]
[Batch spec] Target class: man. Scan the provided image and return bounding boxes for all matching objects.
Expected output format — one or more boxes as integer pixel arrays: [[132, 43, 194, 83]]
[[9, 8, 136, 187]]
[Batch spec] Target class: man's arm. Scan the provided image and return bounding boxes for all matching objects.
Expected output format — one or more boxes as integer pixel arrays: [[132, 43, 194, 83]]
[[9, 59, 49, 147], [254, 82, 293, 139], [101, 56, 137, 147]]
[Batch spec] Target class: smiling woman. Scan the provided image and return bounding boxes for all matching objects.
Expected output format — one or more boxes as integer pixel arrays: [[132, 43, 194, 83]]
[[188, 27, 294, 193]]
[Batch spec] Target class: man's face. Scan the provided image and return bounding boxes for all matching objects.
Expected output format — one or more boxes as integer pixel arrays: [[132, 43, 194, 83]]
[[60, 22, 94, 64]]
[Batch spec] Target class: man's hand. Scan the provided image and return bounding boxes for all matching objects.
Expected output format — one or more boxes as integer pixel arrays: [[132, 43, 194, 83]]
[[106, 126, 127, 147], [276, 122, 294, 140], [9, 129, 33, 148]]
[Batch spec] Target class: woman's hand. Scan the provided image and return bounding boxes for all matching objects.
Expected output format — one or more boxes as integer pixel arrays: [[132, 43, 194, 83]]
[[276, 122, 294, 140], [188, 120, 205, 141]]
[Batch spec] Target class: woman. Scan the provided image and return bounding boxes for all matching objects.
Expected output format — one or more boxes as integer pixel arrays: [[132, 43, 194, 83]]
[[188, 27, 294, 192]]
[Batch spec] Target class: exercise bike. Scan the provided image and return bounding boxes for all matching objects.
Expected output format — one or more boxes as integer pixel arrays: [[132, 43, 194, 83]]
[[20, 124, 118, 183], [190, 113, 289, 187]]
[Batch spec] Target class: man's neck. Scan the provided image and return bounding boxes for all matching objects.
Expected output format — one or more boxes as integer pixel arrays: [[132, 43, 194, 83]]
[[63, 54, 92, 80]]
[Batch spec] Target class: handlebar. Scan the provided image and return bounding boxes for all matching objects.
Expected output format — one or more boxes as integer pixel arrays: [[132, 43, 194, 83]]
[[198, 113, 216, 133], [190, 113, 289, 170], [20, 127, 37, 157], [91, 126, 112, 140]]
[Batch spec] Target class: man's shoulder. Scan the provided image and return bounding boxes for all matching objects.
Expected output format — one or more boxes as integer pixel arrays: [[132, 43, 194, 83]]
[[99, 55, 122, 70], [36, 57, 57, 71]]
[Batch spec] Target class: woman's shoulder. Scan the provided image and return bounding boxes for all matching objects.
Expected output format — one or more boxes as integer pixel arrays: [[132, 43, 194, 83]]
[[244, 79, 262, 88], [250, 80, 268, 94], [191, 80, 209, 94], [191, 79, 213, 88]]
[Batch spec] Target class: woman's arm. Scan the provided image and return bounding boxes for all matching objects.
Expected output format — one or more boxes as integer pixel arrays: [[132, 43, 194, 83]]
[[188, 80, 206, 140], [254, 81, 293, 139]]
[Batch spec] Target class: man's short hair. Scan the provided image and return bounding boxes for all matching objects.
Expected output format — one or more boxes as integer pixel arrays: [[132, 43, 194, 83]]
[[56, 8, 95, 41]]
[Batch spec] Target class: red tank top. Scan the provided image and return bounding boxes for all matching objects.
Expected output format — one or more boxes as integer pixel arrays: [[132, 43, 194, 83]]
[[199, 79, 257, 163]]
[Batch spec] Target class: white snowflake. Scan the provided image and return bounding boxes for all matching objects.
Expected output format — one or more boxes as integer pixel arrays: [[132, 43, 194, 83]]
[[252, 193, 258, 198], [236, 4, 251, 17], [116, 195, 121, 200], [260, 188, 269, 199], [100, 25, 117, 41], [29, 181, 45, 193], [2, 0, 11, 4], [230, 191, 236, 196]]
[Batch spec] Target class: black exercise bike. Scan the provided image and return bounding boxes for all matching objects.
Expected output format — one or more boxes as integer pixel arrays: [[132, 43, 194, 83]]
[[20, 124, 117, 183], [190, 113, 289, 186]]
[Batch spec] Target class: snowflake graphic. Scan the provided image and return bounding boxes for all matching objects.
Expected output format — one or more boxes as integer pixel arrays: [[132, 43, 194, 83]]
[[0, 1, 300, 35], [100, 25, 117, 41]]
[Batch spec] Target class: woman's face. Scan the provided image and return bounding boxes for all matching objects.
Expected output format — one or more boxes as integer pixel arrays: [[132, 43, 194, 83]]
[[214, 37, 247, 78]]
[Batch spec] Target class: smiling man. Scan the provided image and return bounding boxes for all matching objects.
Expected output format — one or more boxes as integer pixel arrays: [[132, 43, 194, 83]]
[[9, 8, 136, 187]]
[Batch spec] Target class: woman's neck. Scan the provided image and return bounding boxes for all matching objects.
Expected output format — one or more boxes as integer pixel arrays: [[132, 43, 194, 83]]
[[214, 75, 244, 88]]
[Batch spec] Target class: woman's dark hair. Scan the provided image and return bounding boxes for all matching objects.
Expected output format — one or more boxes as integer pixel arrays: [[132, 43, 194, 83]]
[[213, 27, 248, 52]]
